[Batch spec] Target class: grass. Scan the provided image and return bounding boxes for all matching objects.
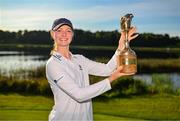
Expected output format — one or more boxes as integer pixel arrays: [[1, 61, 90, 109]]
[[137, 58, 180, 73], [0, 94, 53, 120], [93, 95, 180, 120], [0, 94, 180, 121]]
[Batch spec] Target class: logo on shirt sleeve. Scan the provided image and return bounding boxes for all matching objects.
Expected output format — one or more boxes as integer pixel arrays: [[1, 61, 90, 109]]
[[53, 55, 62, 61], [54, 75, 64, 83]]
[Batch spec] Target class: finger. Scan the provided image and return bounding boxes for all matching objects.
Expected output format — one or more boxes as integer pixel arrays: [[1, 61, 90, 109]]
[[130, 26, 137, 31], [121, 72, 135, 76], [129, 27, 138, 35], [129, 33, 139, 40], [128, 27, 138, 41], [117, 66, 123, 71]]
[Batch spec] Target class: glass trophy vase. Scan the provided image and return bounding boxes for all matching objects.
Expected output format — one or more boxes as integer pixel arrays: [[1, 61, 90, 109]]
[[117, 13, 137, 74], [117, 37, 137, 74]]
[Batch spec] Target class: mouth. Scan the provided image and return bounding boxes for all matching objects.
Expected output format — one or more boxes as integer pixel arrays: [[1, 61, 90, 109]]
[[60, 38, 68, 41]]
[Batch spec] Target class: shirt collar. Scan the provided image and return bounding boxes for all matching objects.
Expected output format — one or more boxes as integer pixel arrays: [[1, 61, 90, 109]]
[[52, 51, 75, 60]]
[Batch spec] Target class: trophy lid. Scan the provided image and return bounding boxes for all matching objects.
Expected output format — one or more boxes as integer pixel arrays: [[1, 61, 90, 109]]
[[121, 13, 134, 31]]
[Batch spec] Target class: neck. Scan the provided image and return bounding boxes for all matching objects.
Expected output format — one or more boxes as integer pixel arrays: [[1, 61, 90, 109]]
[[124, 31, 129, 49], [56, 46, 71, 59]]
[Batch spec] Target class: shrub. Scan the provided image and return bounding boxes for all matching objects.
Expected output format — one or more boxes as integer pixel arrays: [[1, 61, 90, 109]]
[[150, 74, 174, 94], [109, 77, 148, 97]]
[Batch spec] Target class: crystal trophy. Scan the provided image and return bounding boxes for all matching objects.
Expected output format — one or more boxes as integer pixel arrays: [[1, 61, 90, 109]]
[[117, 13, 137, 74]]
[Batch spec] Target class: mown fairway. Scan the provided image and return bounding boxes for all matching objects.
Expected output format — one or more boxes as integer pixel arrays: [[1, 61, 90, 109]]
[[0, 94, 180, 121]]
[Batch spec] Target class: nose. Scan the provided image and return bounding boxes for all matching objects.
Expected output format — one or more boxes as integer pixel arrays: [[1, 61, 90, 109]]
[[61, 31, 67, 37]]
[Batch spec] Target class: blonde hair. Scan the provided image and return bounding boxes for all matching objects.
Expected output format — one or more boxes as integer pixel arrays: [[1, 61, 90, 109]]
[[50, 42, 57, 55]]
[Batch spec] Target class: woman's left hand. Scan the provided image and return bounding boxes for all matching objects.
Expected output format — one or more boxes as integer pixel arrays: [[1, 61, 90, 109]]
[[127, 26, 139, 41], [118, 26, 138, 50]]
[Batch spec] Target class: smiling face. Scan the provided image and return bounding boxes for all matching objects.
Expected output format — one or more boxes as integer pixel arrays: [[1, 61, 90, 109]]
[[51, 25, 74, 47]]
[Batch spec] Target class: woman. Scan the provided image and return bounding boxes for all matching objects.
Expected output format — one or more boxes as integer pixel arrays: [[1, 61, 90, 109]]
[[46, 18, 138, 121]]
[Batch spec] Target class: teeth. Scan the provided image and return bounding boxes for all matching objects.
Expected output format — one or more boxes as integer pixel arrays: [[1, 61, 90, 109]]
[[61, 39, 67, 41]]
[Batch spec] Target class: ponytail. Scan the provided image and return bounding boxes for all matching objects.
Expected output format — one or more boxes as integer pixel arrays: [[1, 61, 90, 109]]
[[50, 42, 57, 55]]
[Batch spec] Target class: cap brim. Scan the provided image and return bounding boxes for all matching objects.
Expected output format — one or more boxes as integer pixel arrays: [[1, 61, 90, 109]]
[[53, 23, 73, 31]]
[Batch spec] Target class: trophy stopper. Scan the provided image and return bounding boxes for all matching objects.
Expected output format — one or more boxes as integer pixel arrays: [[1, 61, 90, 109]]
[[121, 13, 134, 31]]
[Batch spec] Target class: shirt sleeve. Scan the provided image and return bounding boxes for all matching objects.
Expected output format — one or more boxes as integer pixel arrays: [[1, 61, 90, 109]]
[[81, 51, 119, 76], [46, 61, 111, 103]]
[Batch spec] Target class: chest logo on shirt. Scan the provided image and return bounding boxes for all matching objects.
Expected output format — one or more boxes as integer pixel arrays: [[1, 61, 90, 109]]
[[79, 65, 83, 70]]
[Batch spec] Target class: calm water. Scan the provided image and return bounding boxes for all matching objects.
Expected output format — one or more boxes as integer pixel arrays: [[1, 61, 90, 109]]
[[133, 73, 180, 89], [0, 51, 47, 76], [0, 51, 180, 88]]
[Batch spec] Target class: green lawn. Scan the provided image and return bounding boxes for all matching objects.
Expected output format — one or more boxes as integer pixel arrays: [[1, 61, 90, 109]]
[[93, 95, 180, 120], [0, 94, 180, 121], [0, 94, 52, 120]]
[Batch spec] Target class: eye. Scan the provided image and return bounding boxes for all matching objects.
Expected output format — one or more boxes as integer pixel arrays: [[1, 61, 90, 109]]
[[66, 29, 72, 33], [56, 30, 62, 33]]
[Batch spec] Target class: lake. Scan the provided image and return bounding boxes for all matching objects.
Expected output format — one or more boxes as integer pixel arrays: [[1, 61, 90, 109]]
[[0, 51, 179, 88], [133, 73, 180, 89], [0, 51, 46, 77]]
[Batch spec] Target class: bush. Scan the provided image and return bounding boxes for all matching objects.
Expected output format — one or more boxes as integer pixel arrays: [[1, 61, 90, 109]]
[[150, 74, 174, 94], [175, 88, 180, 95], [108, 77, 148, 97]]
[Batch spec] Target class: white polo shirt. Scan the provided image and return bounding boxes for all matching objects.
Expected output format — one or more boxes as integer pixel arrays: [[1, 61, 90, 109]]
[[46, 51, 117, 121]]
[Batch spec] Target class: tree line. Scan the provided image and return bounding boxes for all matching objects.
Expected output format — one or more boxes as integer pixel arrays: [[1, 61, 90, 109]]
[[0, 29, 179, 47]]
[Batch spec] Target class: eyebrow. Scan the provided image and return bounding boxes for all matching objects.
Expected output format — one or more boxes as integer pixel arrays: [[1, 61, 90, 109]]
[[57, 27, 72, 31]]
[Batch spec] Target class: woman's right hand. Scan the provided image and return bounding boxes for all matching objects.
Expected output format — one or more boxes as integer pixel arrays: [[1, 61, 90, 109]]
[[108, 66, 134, 83]]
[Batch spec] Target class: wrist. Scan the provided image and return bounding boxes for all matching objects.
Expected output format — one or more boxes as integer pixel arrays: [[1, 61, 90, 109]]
[[108, 76, 114, 83]]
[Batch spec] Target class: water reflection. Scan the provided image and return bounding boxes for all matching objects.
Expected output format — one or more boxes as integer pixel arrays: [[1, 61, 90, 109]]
[[0, 51, 24, 55], [0, 51, 47, 76], [134, 73, 180, 88]]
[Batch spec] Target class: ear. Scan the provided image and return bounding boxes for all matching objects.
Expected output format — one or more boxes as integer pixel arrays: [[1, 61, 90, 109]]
[[50, 30, 55, 40]]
